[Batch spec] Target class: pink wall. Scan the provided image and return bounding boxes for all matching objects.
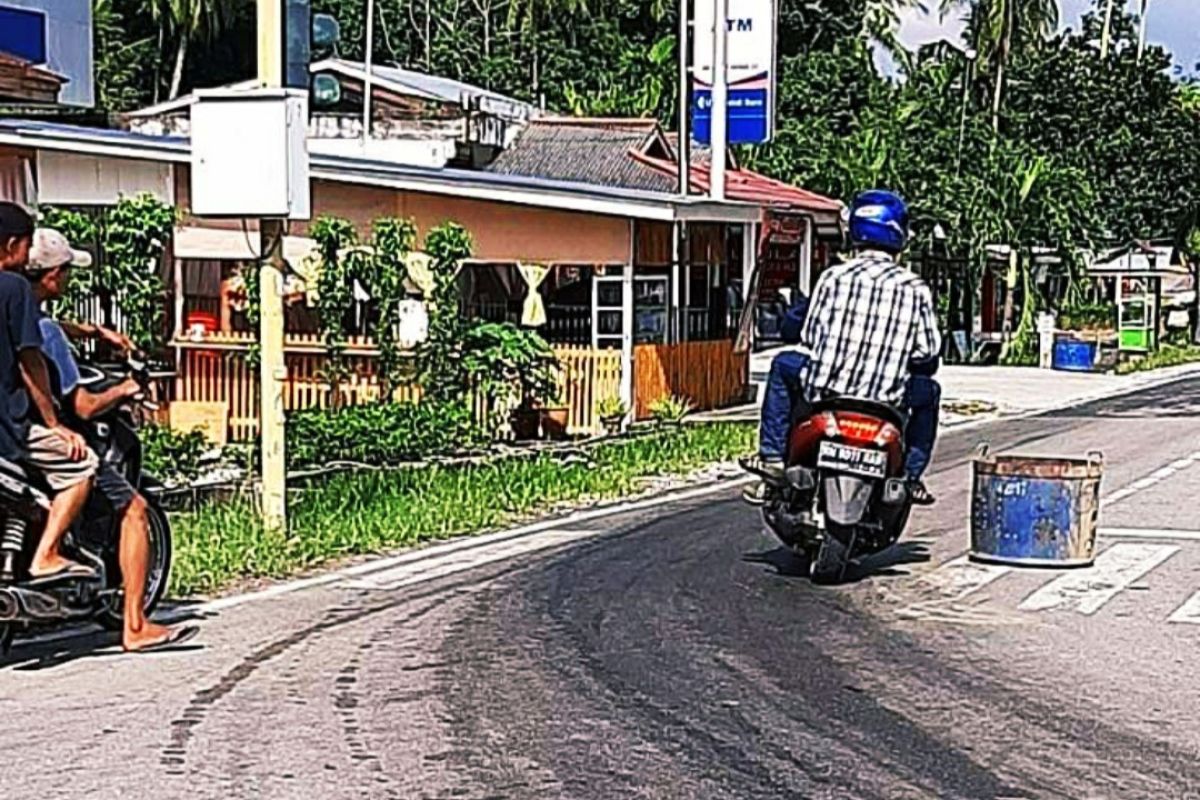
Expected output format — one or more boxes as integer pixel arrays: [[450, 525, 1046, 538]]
[[174, 170, 631, 265]]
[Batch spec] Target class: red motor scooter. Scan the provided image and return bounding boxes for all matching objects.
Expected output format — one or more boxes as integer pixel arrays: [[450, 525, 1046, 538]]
[[751, 396, 914, 584]]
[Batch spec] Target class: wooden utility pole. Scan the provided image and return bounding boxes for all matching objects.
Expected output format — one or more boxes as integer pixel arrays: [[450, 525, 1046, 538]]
[[256, 0, 288, 532]]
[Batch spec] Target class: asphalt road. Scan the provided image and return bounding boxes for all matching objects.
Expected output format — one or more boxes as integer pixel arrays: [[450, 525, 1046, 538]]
[[4, 377, 1200, 799]]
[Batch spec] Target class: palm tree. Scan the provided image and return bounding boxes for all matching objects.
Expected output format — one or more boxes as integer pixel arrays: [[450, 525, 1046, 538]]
[[147, 0, 238, 100], [941, 0, 1060, 130], [1099, 0, 1117, 58]]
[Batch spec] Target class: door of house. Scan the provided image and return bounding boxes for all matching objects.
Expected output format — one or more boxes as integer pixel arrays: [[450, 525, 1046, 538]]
[[592, 273, 626, 350]]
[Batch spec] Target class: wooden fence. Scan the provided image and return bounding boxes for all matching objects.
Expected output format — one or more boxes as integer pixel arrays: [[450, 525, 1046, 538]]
[[172, 333, 621, 441], [632, 340, 749, 420]]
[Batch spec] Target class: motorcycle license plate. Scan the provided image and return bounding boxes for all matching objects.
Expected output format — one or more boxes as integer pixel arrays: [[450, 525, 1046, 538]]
[[817, 441, 887, 479]]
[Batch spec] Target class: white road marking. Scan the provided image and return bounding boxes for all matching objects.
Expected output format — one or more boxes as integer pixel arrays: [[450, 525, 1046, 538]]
[[1101, 528, 1200, 542], [1017, 544, 1179, 615], [918, 556, 1012, 599], [1100, 451, 1200, 509], [342, 528, 597, 590], [1168, 592, 1200, 625]]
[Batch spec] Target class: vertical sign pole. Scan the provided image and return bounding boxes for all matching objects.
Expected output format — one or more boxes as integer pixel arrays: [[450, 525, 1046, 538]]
[[708, 0, 728, 201], [362, 0, 375, 147], [257, 0, 287, 532], [678, 0, 690, 197]]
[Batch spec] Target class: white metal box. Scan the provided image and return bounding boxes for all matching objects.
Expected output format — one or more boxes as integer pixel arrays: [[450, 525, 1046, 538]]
[[190, 88, 311, 219]]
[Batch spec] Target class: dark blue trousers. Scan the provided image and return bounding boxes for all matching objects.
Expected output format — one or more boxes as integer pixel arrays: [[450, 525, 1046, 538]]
[[758, 351, 940, 479]]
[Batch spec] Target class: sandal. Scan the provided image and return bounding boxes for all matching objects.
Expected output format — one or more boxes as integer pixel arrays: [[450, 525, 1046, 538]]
[[909, 480, 936, 506]]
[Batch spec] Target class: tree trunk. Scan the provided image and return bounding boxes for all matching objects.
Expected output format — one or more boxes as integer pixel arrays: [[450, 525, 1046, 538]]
[[1192, 258, 1200, 345], [168, 34, 189, 101], [153, 23, 165, 104], [426, 0, 433, 69], [1100, 0, 1118, 58]]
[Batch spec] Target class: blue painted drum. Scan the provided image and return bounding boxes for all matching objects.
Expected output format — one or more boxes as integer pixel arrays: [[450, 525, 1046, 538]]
[[1052, 339, 1097, 372], [969, 445, 1103, 568]]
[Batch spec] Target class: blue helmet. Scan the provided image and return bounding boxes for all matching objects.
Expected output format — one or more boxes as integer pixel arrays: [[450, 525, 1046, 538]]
[[848, 190, 909, 253]]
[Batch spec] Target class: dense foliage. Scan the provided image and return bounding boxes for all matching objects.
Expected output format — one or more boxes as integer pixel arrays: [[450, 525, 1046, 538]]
[[40, 194, 178, 355], [286, 400, 485, 467]]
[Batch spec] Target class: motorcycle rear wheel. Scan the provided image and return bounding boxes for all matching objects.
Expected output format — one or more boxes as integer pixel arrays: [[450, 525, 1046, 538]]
[[97, 500, 173, 632], [809, 529, 851, 585]]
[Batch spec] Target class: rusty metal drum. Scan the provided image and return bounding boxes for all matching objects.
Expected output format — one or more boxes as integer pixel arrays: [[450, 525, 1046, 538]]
[[969, 445, 1103, 568]]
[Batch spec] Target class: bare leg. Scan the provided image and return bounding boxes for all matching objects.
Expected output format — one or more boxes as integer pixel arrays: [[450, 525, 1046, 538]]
[[118, 494, 175, 651], [29, 479, 93, 576]]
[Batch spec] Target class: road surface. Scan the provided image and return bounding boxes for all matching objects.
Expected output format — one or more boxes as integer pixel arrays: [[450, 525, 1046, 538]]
[[3, 377, 1200, 799]]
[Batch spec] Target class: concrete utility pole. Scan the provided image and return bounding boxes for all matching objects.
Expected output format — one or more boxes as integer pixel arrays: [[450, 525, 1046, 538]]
[[708, 0, 728, 201], [256, 0, 288, 532]]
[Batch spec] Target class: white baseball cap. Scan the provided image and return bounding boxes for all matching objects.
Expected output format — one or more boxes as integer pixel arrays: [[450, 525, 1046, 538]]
[[27, 228, 94, 272]]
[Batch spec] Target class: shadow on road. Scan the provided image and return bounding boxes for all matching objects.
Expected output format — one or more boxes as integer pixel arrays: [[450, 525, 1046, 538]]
[[742, 540, 932, 584], [0, 603, 210, 672]]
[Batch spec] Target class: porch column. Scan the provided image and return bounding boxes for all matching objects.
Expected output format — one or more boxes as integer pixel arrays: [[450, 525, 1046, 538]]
[[734, 221, 753, 299], [172, 254, 185, 398], [620, 221, 635, 411], [800, 215, 814, 293], [670, 221, 684, 344]]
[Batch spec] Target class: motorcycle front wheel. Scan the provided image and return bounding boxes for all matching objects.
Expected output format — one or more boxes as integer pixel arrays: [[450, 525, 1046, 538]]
[[97, 499, 173, 631]]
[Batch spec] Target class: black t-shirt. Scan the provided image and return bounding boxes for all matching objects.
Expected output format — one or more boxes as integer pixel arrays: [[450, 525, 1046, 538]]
[[0, 272, 44, 461]]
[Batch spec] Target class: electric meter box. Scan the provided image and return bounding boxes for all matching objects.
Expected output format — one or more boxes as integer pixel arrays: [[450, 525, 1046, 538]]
[[190, 88, 311, 219]]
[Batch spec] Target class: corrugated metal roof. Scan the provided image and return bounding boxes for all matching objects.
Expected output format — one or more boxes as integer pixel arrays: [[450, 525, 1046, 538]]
[[484, 119, 676, 193], [321, 59, 535, 121], [0, 119, 761, 223]]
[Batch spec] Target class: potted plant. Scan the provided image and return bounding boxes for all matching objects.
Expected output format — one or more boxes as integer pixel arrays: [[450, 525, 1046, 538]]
[[649, 394, 694, 428], [461, 321, 561, 440], [597, 395, 627, 436]]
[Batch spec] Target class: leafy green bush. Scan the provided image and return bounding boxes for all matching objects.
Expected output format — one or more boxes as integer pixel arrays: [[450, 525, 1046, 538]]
[[141, 423, 209, 484], [1115, 344, 1200, 375], [649, 394, 694, 424], [286, 400, 485, 468], [461, 321, 561, 408], [1059, 303, 1116, 332]]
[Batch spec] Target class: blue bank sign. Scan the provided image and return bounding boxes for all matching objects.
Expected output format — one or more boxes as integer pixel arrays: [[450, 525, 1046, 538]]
[[0, 0, 94, 107], [691, 0, 777, 146]]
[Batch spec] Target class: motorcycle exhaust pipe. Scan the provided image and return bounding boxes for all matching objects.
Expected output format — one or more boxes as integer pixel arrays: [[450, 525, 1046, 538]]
[[0, 588, 18, 622]]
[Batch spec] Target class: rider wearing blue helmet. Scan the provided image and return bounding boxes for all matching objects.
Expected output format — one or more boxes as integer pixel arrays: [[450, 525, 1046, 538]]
[[742, 189, 942, 505]]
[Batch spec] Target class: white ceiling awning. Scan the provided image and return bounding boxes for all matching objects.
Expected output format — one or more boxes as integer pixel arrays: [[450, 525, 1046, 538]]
[[173, 225, 317, 264]]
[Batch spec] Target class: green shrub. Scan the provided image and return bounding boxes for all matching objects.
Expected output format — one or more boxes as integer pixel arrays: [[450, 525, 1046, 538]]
[[141, 423, 209, 483], [1059, 303, 1116, 332], [649, 394, 694, 424], [286, 400, 486, 468]]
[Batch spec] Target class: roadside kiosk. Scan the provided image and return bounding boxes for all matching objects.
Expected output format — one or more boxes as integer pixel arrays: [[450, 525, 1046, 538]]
[[1088, 242, 1187, 355]]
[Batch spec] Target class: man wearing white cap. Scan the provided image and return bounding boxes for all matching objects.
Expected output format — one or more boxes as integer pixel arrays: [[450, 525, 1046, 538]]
[[25, 228, 196, 652]]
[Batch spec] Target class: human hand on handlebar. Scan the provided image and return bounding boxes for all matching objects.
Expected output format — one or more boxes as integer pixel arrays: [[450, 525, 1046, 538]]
[[97, 326, 134, 354]]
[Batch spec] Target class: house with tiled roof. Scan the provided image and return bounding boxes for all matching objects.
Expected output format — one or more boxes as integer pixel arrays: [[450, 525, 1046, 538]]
[[0, 63, 842, 437]]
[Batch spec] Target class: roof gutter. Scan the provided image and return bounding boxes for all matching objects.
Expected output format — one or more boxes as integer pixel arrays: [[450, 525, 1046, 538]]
[[0, 125, 761, 223]]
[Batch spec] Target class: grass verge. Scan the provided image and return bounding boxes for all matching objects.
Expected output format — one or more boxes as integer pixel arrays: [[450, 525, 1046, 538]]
[[171, 422, 755, 597], [1114, 344, 1200, 375]]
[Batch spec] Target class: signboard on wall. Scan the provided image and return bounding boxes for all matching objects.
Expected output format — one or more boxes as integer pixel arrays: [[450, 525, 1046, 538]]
[[691, 0, 777, 145], [0, 0, 94, 107]]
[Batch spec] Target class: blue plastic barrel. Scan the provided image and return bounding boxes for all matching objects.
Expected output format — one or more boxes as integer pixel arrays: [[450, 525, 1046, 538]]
[[969, 446, 1103, 568], [1052, 339, 1096, 372]]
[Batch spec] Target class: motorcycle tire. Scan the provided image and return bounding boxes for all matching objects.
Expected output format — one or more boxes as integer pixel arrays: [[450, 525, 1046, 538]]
[[809, 531, 850, 585], [97, 498, 173, 632]]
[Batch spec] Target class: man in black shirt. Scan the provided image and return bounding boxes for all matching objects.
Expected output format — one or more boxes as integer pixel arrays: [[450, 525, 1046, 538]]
[[0, 202, 95, 580]]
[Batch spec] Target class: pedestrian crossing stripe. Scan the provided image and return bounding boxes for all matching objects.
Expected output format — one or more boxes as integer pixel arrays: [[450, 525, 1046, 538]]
[[905, 539, 1200, 623]]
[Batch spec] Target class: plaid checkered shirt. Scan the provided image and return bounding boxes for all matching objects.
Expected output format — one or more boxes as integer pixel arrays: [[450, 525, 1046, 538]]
[[798, 252, 941, 406]]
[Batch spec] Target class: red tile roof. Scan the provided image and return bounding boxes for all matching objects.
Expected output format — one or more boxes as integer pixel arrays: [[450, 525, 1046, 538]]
[[631, 151, 843, 215]]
